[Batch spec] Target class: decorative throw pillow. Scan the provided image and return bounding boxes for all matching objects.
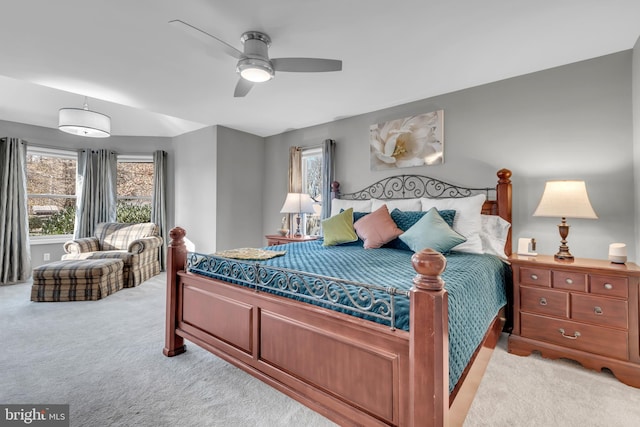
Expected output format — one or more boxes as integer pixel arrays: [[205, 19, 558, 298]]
[[337, 210, 369, 246], [420, 194, 486, 254], [399, 207, 467, 254], [353, 205, 403, 249], [385, 209, 456, 251], [352, 211, 369, 222], [480, 214, 511, 259], [321, 208, 358, 246]]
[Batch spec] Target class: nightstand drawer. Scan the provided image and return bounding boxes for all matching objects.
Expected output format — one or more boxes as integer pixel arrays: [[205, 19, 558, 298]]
[[590, 275, 628, 299], [521, 313, 628, 360], [571, 294, 628, 329], [519, 267, 551, 287], [520, 287, 568, 318], [552, 270, 587, 292]]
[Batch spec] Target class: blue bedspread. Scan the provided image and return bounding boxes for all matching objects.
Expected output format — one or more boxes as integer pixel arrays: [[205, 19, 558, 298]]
[[188, 240, 509, 391]]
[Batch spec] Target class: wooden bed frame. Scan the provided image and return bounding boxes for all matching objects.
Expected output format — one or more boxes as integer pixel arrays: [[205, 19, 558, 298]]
[[164, 168, 513, 426]]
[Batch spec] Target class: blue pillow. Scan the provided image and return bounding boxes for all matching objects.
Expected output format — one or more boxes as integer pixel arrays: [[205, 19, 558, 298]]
[[386, 208, 456, 251], [398, 207, 467, 254]]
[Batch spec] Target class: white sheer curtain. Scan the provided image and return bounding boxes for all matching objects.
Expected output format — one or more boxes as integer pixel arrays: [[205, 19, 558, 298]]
[[0, 137, 31, 284], [74, 149, 117, 238], [285, 146, 302, 229], [151, 150, 167, 270]]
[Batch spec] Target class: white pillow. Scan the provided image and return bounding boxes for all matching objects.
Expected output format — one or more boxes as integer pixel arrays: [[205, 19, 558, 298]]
[[420, 194, 486, 254], [480, 215, 511, 259], [330, 199, 373, 216], [371, 198, 421, 212]]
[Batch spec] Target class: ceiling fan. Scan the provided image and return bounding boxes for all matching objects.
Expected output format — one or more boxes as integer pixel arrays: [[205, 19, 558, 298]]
[[169, 19, 343, 97]]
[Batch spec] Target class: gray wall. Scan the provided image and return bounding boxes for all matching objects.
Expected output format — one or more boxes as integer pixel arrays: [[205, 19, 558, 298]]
[[0, 119, 174, 268], [172, 125, 264, 253], [215, 126, 264, 250], [173, 126, 218, 253], [264, 51, 636, 261]]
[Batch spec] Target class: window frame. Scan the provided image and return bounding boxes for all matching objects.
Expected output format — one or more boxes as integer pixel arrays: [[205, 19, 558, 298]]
[[26, 146, 78, 241]]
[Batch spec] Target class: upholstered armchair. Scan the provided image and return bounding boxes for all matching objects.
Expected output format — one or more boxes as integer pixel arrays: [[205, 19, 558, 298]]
[[63, 222, 163, 287]]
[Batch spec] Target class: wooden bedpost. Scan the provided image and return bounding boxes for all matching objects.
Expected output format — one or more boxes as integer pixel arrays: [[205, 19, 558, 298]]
[[496, 168, 512, 256], [409, 249, 449, 427], [163, 226, 187, 357]]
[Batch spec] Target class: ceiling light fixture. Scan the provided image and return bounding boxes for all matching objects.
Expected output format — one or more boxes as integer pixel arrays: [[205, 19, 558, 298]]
[[237, 57, 274, 82], [58, 97, 111, 138], [236, 31, 274, 83]]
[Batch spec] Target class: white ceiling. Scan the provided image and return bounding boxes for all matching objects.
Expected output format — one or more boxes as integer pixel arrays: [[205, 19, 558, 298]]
[[1, 0, 639, 138]]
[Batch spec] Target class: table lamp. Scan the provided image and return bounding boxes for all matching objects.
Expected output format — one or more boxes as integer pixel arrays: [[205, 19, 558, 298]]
[[280, 193, 316, 237], [533, 180, 597, 260]]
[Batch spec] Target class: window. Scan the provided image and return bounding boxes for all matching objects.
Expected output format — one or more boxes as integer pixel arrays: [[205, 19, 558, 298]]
[[301, 147, 322, 236], [26, 147, 77, 237], [116, 155, 154, 223]]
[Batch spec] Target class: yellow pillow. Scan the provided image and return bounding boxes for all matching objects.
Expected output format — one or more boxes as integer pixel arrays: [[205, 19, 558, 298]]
[[321, 208, 358, 246]]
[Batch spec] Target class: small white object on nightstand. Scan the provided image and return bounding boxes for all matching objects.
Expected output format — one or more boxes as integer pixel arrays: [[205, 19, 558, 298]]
[[517, 237, 537, 256], [609, 243, 627, 264]]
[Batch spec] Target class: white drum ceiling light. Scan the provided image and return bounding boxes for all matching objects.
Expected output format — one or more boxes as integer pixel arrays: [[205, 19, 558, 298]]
[[58, 97, 111, 138]]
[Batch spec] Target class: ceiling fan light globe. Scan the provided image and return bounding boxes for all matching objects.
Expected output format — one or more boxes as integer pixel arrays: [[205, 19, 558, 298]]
[[237, 58, 274, 83]]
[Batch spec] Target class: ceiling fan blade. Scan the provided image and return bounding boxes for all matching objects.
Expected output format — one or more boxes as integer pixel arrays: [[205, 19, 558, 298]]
[[271, 58, 342, 73], [234, 78, 254, 97], [169, 19, 243, 59]]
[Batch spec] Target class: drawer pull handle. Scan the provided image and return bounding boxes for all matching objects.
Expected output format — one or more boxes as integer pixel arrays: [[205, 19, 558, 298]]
[[558, 328, 581, 340], [530, 274, 538, 280], [565, 278, 573, 285], [604, 283, 613, 290], [539, 297, 547, 306], [594, 306, 603, 315]]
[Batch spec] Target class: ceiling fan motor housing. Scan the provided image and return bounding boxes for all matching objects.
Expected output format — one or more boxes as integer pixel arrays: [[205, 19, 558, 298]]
[[237, 31, 274, 81]]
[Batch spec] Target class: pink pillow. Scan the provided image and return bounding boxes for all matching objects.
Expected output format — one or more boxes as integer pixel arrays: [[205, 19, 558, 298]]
[[353, 204, 403, 249]]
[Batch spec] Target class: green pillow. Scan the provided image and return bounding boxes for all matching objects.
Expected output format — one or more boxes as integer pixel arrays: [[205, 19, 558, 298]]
[[321, 208, 358, 246], [399, 207, 467, 253]]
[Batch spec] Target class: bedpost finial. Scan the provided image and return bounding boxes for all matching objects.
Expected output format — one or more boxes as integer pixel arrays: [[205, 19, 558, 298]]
[[169, 227, 186, 246], [411, 249, 446, 290], [331, 181, 340, 192], [497, 168, 512, 183]]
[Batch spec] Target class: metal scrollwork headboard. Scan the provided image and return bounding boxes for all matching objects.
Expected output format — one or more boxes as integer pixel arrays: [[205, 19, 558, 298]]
[[333, 174, 495, 201]]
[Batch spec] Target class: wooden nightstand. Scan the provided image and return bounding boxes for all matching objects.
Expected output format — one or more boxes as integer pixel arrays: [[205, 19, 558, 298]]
[[265, 234, 319, 246], [508, 254, 640, 387]]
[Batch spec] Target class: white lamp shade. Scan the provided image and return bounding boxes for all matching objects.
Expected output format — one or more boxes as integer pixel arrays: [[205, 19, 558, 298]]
[[280, 193, 316, 214], [533, 180, 598, 219], [59, 108, 111, 138]]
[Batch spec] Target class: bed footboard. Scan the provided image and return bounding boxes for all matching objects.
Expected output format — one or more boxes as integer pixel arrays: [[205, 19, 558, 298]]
[[164, 229, 450, 426]]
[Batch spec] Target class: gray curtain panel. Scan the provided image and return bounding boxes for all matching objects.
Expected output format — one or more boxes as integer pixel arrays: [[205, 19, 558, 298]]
[[321, 139, 336, 220], [0, 137, 31, 284], [74, 149, 117, 238], [151, 150, 167, 270]]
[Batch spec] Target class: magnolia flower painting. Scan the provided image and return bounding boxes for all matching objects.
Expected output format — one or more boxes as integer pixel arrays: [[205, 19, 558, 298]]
[[370, 110, 444, 170]]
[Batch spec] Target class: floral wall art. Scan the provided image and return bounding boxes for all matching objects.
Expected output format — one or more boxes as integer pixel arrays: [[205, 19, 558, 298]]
[[370, 110, 444, 170]]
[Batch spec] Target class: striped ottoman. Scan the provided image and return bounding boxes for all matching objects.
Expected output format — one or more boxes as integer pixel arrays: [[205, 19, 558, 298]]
[[31, 259, 124, 302]]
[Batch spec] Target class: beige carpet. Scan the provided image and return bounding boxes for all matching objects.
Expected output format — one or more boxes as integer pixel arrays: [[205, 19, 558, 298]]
[[1, 273, 639, 426]]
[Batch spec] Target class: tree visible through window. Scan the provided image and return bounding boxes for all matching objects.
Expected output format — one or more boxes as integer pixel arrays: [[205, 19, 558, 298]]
[[26, 147, 77, 237], [301, 147, 322, 235], [116, 156, 154, 223]]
